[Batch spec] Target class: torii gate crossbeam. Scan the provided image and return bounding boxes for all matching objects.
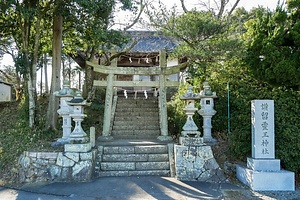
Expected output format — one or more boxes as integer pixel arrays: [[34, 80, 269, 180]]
[[88, 50, 187, 141]]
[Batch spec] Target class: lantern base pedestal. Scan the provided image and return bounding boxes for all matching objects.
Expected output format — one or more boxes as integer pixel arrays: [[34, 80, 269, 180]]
[[203, 137, 217, 144], [181, 130, 200, 137], [64, 142, 92, 153], [69, 134, 89, 143], [179, 137, 203, 146], [51, 137, 71, 147]]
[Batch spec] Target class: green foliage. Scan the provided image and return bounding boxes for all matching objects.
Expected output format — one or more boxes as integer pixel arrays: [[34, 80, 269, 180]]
[[0, 100, 61, 185], [163, 5, 300, 175], [211, 60, 300, 173], [83, 88, 106, 132], [161, 10, 242, 79], [244, 5, 300, 88], [15, 52, 30, 77], [272, 88, 300, 173], [168, 55, 300, 173], [63, 0, 134, 56], [167, 85, 189, 140]]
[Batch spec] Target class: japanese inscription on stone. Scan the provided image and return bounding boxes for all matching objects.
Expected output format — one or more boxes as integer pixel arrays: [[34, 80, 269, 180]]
[[251, 100, 275, 159]]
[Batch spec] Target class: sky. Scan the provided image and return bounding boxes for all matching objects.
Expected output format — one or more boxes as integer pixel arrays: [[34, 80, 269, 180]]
[[0, 0, 285, 69], [160, 0, 283, 13], [238, 0, 284, 11]]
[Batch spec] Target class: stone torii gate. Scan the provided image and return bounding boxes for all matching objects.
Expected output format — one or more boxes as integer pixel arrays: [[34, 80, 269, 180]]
[[87, 50, 187, 141]]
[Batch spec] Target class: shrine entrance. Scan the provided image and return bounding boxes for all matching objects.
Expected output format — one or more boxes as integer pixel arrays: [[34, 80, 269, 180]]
[[87, 50, 187, 141]]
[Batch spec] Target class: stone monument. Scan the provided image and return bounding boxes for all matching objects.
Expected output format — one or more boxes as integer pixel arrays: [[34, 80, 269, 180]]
[[198, 81, 217, 143], [236, 100, 295, 191], [174, 86, 224, 182]]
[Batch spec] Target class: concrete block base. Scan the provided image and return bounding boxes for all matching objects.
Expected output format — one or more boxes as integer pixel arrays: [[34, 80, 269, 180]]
[[97, 136, 114, 142], [247, 158, 280, 171], [236, 165, 295, 191], [157, 135, 173, 141], [64, 143, 92, 153]]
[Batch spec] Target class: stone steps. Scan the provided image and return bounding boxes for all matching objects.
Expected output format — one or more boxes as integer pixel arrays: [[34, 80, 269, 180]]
[[111, 130, 160, 137], [114, 116, 159, 121], [114, 111, 159, 117], [102, 153, 169, 162], [111, 96, 160, 139], [98, 170, 170, 177], [117, 99, 158, 105], [116, 107, 158, 112], [95, 95, 170, 177], [111, 134, 161, 139], [113, 121, 159, 126], [95, 144, 170, 177], [112, 125, 159, 130]]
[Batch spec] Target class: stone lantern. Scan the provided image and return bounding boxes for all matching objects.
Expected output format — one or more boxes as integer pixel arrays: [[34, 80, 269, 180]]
[[198, 81, 217, 143], [55, 79, 74, 144], [67, 91, 89, 143], [180, 86, 201, 137]]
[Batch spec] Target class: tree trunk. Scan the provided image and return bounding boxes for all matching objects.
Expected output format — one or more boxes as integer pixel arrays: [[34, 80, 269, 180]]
[[27, 74, 36, 127], [40, 65, 43, 95], [82, 47, 96, 98], [46, 10, 62, 130], [78, 70, 81, 90], [68, 56, 71, 82], [44, 54, 49, 94], [28, 15, 42, 128], [62, 58, 65, 79], [83, 64, 94, 98]]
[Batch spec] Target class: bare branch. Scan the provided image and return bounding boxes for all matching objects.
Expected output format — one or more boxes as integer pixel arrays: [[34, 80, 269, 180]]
[[228, 0, 241, 16], [106, 39, 138, 65], [198, 2, 211, 12], [180, 0, 188, 13], [213, 0, 220, 11], [217, 0, 226, 19], [0, 69, 14, 82], [123, 0, 145, 31]]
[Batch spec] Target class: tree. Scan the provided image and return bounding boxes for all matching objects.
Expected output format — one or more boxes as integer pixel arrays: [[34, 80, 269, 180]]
[[64, 0, 145, 98], [46, 0, 144, 130], [46, 0, 63, 130], [145, 1, 243, 81], [179, 0, 241, 18], [0, 0, 146, 129], [243, 2, 300, 89], [0, 0, 54, 127]]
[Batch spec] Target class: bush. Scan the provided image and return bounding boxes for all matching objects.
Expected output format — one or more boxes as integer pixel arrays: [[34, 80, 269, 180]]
[[168, 62, 300, 174], [0, 98, 61, 185]]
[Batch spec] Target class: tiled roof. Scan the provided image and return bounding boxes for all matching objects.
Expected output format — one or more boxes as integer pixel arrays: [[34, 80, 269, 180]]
[[124, 31, 178, 53]]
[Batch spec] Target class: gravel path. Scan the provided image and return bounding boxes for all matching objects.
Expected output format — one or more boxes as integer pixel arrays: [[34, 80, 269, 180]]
[[223, 182, 300, 200]]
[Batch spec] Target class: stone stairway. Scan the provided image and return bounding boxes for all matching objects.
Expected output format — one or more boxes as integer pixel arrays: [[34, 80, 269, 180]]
[[95, 142, 171, 177], [94, 94, 174, 177], [111, 96, 160, 139]]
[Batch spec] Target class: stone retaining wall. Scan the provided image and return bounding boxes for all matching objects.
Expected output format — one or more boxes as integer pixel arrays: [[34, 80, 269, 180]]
[[19, 150, 97, 183], [174, 144, 225, 182]]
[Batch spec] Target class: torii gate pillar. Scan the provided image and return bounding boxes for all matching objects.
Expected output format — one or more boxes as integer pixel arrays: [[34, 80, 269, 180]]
[[157, 50, 172, 141]]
